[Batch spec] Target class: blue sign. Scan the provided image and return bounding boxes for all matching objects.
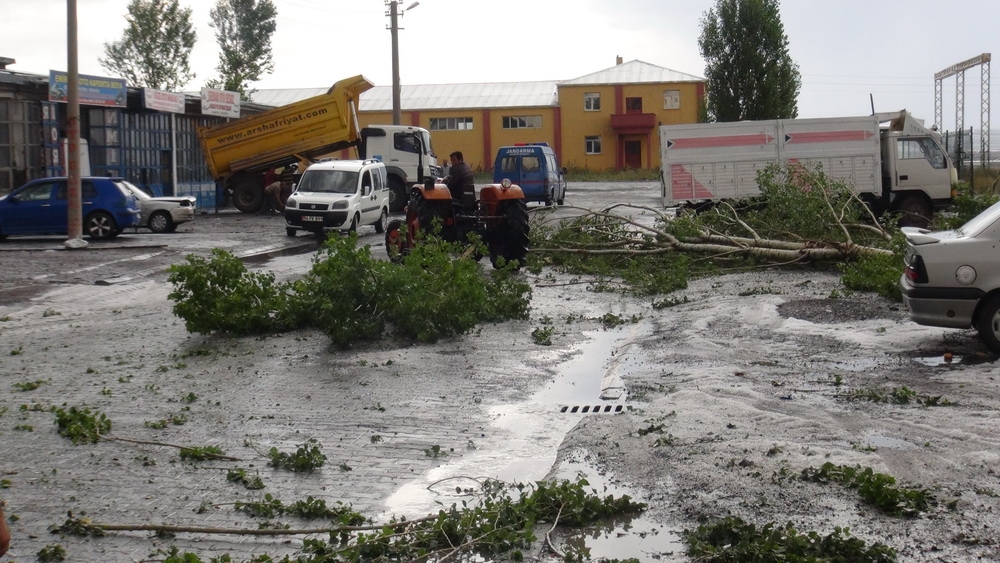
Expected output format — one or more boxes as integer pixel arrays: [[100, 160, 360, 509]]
[[49, 71, 127, 107]]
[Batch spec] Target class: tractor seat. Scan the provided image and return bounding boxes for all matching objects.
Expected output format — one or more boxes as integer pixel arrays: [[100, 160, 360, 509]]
[[452, 184, 477, 212]]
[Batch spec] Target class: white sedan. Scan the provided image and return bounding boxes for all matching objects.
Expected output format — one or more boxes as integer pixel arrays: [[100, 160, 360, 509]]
[[121, 182, 196, 233]]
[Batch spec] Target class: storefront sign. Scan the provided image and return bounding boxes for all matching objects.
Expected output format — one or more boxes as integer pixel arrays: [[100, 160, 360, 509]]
[[143, 88, 186, 113], [48, 71, 127, 107], [201, 87, 241, 118]]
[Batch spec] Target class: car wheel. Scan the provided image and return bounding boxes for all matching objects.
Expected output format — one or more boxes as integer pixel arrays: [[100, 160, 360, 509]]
[[85, 211, 118, 240], [286, 227, 297, 237], [385, 219, 407, 263], [374, 208, 388, 234], [975, 295, 1000, 354], [348, 214, 359, 233], [148, 210, 173, 234]]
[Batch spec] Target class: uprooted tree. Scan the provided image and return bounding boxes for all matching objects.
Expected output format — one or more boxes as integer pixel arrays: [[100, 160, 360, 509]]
[[528, 164, 991, 301]]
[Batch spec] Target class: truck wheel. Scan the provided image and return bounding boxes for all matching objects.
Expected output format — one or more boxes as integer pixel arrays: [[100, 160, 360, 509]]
[[231, 173, 264, 214], [385, 219, 407, 263], [375, 208, 388, 234], [976, 295, 1000, 354], [388, 176, 407, 213], [489, 199, 530, 270], [895, 195, 932, 229]]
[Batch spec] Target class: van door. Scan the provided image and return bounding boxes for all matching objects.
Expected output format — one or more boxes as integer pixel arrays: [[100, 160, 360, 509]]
[[359, 168, 379, 224], [519, 152, 545, 202]]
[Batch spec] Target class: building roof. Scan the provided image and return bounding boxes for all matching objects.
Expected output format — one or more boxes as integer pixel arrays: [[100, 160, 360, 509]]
[[246, 60, 703, 109], [559, 59, 704, 86], [249, 81, 560, 110]]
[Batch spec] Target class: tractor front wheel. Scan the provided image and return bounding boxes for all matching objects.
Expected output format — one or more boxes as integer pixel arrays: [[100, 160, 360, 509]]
[[489, 199, 530, 270], [385, 219, 407, 263]]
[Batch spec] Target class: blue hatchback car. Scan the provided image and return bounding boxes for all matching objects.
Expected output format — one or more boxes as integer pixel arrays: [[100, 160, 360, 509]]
[[0, 177, 142, 240]]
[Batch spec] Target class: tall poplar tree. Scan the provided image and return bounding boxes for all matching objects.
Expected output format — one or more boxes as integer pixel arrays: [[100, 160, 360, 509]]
[[207, 0, 278, 98], [99, 0, 196, 90], [699, 0, 801, 122]]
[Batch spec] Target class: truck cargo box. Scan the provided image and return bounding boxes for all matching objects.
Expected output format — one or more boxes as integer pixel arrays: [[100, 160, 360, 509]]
[[661, 115, 883, 207]]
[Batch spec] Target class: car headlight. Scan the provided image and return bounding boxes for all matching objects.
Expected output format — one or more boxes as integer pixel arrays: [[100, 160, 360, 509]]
[[285, 198, 297, 209], [331, 200, 348, 210]]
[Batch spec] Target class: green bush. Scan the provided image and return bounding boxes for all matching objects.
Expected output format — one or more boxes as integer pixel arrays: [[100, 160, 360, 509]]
[[167, 249, 294, 335], [167, 234, 532, 347]]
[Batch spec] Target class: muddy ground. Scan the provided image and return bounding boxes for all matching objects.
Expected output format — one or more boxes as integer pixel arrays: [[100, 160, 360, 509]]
[[1, 184, 1000, 561]]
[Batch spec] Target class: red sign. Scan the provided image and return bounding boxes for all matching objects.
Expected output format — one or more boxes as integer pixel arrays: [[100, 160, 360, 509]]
[[667, 134, 775, 150], [784, 130, 874, 144]]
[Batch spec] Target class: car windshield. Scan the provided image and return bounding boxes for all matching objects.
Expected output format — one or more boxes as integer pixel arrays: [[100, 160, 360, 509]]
[[956, 199, 1000, 237], [119, 180, 151, 200], [298, 170, 359, 194]]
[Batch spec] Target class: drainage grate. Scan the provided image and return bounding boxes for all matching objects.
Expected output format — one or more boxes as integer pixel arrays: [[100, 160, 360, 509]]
[[560, 404, 625, 414]]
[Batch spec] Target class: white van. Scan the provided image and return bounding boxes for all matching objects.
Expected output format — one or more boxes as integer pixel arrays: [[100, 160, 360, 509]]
[[283, 159, 390, 237]]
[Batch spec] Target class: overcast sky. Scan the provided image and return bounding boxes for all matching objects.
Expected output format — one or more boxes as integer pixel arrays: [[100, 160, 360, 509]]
[[3, 0, 997, 138]]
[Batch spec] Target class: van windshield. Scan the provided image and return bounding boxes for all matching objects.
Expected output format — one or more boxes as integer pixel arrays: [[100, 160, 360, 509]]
[[298, 170, 359, 194]]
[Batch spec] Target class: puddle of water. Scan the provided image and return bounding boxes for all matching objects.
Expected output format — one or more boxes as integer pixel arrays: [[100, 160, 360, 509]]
[[382, 324, 652, 519], [550, 455, 686, 560], [914, 353, 994, 367], [532, 325, 647, 405], [861, 432, 914, 450]]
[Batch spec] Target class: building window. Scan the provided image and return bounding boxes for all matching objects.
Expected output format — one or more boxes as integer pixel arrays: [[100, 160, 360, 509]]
[[663, 90, 680, 110], [429, 117, 474, 131], [585, 136, 602, 155], [502, 115, 542, 129], [584, 93, 601, 111], [625, 97, 642, 112]]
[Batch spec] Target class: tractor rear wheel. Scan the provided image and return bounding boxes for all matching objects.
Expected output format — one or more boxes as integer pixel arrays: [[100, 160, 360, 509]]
[[489, 199, 530, 270]]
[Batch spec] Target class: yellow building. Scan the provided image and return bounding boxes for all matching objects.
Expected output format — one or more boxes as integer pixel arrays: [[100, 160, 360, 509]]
[[250, 59, 706, 173]]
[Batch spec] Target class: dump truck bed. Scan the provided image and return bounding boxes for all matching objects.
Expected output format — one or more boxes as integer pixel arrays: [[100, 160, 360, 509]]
[[198, 75, 374, 179]]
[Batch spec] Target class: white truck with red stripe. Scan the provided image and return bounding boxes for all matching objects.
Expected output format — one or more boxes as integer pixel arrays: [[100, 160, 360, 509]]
[[659, 110, 955, 225]]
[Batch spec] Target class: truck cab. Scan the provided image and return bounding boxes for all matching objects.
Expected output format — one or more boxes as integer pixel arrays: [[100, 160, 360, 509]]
[[877, 111, 956, 226], [360, 126, 440, 213], [492, 143, 567, 206], [283, 159, 390, 237]]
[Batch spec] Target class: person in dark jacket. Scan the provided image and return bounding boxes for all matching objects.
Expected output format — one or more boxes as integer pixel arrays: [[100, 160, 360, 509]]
[[0, 499, 10, 556], [442, 151, 474, 195]]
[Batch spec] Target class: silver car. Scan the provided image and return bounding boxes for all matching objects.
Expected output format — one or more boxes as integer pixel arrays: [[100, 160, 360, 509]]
[[900, 200, 1000, 352], [121, 182, 197, 233]]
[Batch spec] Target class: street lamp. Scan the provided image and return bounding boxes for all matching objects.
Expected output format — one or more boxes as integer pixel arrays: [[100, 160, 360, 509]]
[[387, 1, 420, 125]]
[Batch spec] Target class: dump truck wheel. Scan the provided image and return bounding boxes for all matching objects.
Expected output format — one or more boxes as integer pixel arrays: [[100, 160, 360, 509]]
[[231, 173, 264, 214], [489, 199, 529, 270], [388, 176, 407, 213], [385, 219, 407, 263]]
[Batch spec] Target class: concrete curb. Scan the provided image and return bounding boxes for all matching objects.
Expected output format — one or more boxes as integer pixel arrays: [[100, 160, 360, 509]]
[[94, 239, 320, 286]]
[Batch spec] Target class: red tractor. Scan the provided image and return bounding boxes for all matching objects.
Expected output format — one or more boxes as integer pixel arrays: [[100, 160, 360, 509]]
[[384, 178, 530, 268]]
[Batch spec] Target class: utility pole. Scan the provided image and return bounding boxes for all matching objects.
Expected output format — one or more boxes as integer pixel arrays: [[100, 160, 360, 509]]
[[65, 0, 86, 248], [387, 1, 419, 126]]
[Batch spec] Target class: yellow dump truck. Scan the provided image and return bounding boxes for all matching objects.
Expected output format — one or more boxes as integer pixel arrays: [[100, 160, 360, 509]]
[[198, 75, 438, 213]]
